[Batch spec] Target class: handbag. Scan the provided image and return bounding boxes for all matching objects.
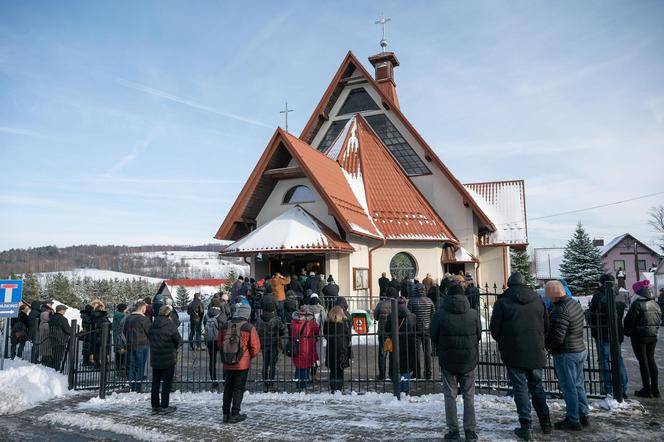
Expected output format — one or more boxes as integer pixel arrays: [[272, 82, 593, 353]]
[[284, 320, 306, 357], [384, 318, 404, 353]]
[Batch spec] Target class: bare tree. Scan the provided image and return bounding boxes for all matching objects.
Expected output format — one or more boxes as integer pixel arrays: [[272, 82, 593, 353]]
[[649, 204, 664, 252]]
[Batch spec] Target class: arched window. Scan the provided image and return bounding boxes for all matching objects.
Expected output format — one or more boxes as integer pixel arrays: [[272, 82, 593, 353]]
[[390, 252, 417, 280], [283, 185, 315, 204]]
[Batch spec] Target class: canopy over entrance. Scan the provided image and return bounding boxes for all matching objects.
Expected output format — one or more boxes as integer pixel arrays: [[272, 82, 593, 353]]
[[221, 205, 354, 256]]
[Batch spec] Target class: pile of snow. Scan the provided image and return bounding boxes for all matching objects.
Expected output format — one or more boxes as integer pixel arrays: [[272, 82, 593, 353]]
[[50, 298, 82, 328], [39, 412, 173, 441], [0, 359, 73, 415], [36, 269, 162, 284]]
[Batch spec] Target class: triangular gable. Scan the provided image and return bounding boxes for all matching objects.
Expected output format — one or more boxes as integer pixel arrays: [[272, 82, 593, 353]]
[[215, 128, 382, 241], [299, 51, 496, 232], [599, 233, 661, 257]]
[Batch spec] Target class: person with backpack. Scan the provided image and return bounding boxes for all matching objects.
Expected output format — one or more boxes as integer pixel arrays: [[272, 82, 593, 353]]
[[10, 304, 30, 360], [217, 303, 260, 423], [149, 305, 182, 414], [289, 307, 319, 390], [430, 283, 481, 442], [187, 293, 205, 351], [624, 279, 661, 398], [323, 306, 352, 393], [204, 298, 227, 388], [256, 297, 288, 392]]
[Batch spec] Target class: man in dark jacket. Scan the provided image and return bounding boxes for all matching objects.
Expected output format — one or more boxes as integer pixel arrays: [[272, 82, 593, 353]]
[[430, 284, 481, 442], [79, 304, 93, 366], [28, 300, 42, 362], [149, 305, 182, 414], [124, 301, 152, 393], [464, 274, 480, 310], [624, 279, 661, 398], [588, 274, 628, 397], [378, 272, 390, 299], [545, 281, 589, 431], [48, 305, 72, 370], [256, 299, 288, 392], [389, 276, 401, 295], [408, 283, 434, 379], [321, 276, 340, 311], [187, 293, 205, 350], [305, 271, 321, 295], [384, 297, 417, 394], [10, 304, 30, 359], [373, 287, 396, 380], [490, 272, 551, 440], [658, 288, 664, 325]]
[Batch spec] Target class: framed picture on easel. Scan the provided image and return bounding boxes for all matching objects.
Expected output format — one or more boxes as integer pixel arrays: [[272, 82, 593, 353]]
[[353, 267, 369, 290]]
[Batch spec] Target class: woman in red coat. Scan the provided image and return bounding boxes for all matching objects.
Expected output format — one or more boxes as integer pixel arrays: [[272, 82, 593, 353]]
[[290, 308, 319, 390]]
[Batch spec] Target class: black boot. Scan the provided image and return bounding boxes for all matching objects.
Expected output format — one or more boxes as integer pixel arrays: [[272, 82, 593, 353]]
[[554, 417, 582, 431], [514, 419, 532, 440], [635, 387, 653, 398], [539, 415, 552, 435], [652, 387, 661, 398]]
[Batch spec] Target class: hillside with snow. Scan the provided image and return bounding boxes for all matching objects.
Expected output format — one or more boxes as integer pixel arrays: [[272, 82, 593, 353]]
[[132, 251, 248, 278], [36, 269, 162, 284]]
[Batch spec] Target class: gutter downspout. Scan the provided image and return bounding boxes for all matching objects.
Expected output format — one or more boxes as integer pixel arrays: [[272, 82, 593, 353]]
[[368, 237, 387, 308]]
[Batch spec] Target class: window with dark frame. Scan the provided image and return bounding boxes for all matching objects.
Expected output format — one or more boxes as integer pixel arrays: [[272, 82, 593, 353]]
[[317, 118, 350, 152], [638, 260, 647, 271], [365, 114, 430, 176], [613, 260, 625, 272], [390, 252, 418, 280], [283, 185, 315, 204], [337, 88, 380, 115]]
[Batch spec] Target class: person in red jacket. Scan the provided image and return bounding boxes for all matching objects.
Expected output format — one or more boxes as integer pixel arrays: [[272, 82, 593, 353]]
[[290, 307, 319, 390], [217, 303, 260, 424]]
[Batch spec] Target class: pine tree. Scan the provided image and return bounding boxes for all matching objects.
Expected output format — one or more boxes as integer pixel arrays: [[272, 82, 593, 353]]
[[22, 272, 41, 304], [224, 269, 237, 294], [510, 248, 537, 288], [560, 223, 606, 295], [47, 272, 81, 307], [175, 285, 189, 310]]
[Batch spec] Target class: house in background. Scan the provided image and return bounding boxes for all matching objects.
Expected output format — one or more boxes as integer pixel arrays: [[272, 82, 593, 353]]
[[156, 279, 227, 302], [598, 233, 661, 291]]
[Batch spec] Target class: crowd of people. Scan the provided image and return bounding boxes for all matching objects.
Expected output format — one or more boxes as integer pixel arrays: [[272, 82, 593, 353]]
[[7, 267, 661, 438]]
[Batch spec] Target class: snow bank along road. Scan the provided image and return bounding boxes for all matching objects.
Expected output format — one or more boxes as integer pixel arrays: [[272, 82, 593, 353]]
[[2, 390, 661, 441]]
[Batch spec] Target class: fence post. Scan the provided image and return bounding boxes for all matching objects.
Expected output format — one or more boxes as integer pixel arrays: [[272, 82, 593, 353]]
[[605, 281, 624, 402], [390, 298, 401, 400], [67, 319, 77, 390], [99, 322, 109, 399]]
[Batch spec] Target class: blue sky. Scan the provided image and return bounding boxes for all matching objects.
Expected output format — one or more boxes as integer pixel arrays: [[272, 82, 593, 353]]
[[1, 0, 663, 251]]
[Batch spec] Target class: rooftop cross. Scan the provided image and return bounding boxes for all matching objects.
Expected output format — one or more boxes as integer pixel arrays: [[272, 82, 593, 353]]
[[279, 101, 294, 132], [375, 13, 391, 52]]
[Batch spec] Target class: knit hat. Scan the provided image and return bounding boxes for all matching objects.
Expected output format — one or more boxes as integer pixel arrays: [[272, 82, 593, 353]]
[[632, 279, 652, 298], [55, 304, 67, 312], [507, 271, 525, 287], [234, 303, 251, 320], [327, 275, 334, 283], [447, 284, 465, 297]]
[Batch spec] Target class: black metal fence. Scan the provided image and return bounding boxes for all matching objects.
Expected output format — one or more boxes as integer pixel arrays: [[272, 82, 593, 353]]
[[10, 284, 624, 401]]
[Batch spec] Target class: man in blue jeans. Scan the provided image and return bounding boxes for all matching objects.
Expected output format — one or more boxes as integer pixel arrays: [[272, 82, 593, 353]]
[[490, 272, 552, 440], [588, 274, 628, 397], [545, 281, 589, 431], [123, 301, 151, 392]]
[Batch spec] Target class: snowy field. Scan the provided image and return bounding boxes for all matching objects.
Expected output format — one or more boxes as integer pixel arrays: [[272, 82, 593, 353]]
[[0, 359, 74, 415], [132, 251, 248, 278], [36, 268, 163, 284], [33, 390, 656, 441]]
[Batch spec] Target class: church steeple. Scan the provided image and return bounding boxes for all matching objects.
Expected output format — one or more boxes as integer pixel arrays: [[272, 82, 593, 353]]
[[369, 14, 400, 108]]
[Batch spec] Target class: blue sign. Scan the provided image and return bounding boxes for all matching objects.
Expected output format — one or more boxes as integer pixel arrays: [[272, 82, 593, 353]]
[[0, 279, 23, 318]]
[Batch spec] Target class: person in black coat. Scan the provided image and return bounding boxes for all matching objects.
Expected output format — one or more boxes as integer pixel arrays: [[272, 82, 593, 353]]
[[49, 305, 72, 371], [384, 297, 417, 394], [305, 272, 322, 295], [389, 276, 401, 295], [323, 306, 352, 393], [624, 279, 661, 398], [430, 284, 481, 441], [90, 302, 111, 368], [373, 287, 396, 380], [149, 305, 182, 414], [464, 274, 480, 310], [490, 272, 551, 440], [321, 276, 340, 311], [187, 293, 205, 350], [10, 305, 30, 359], [408, 283, 434, 379], [587, 274, 628, 397], [427, 284, 440, 311], [378, 273, 390, 299], [256, 300, 288, 392]]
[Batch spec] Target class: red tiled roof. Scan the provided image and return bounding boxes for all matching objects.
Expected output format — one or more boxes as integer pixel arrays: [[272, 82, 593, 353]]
[[335, 116, 456, 241], [164, 279, 226, 287]]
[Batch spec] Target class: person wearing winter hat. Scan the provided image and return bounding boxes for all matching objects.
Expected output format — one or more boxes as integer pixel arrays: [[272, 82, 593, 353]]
[[217, 302, 260, 423], [490, 271, 551, 440], [322, 275, 340, 310], [148, 304, 182, 414], [256, 298, 288, 392], [431, 283, 481, 441], [384, 296, 417, 394], [408, 282, 434, 379], [464, 274, 480, 310], [624, 279, 661, 398]]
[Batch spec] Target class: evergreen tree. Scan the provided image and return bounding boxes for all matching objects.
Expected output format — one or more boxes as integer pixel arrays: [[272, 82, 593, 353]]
[[224, 269, 237, 294], [560, 223, 606, 295], [22, 272, 41, 304], [510, 248, 537, 288], [47, 272, 81, 307], [175, 285, 189, 309]]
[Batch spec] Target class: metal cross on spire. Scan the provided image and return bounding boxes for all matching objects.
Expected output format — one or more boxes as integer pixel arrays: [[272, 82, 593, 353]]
[[280, 101, 293, 132], [375, 13, 391, 52]]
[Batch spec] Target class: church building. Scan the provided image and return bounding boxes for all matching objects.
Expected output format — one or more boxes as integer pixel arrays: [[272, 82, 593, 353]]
[[215, 47, 528, 307]]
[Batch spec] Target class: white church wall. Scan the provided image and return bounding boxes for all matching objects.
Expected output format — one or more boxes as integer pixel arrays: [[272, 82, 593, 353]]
[[479, 246, 508, 290], [373, 242, 445, 288]]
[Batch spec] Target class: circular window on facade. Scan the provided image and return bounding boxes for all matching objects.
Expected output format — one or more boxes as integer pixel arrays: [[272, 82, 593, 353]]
[[390, 252, 417, 280], [283, 185, 315, 204]]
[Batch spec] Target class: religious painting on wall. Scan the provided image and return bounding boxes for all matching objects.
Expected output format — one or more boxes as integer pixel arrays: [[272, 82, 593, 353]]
[[353, 267, 369, 290]]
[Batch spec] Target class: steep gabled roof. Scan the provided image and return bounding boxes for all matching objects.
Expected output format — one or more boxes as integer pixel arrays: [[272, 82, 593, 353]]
[[214, 128, 382, 241], [222, 205, 354, 255], [599, 233, 660, 257], [464, 180, 528, 246], [299, 51, 496, 231], [331, 115, 456, 241]]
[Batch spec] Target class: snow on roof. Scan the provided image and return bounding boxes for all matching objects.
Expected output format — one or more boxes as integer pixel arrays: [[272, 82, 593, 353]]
[[464, 181, 528, 245], [598, 234, 628, 256], [222, 206, 354, 255], [442, 245, 478, 263], [533, 248, 565, 279]]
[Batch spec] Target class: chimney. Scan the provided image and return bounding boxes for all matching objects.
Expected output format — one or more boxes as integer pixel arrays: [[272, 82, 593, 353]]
[[368, 52, 400, 109], [593, 239, 605, 247]]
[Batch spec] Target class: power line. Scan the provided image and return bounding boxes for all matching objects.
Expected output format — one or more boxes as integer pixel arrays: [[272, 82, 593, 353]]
[[529, 191, 664, 221]]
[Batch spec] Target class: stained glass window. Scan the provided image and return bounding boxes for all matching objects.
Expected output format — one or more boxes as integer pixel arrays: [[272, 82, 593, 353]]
[[390, 252, 417, 280], [317, 118, 350, 152], [365, 114, 430, 176], [338, 88, 380, 115]]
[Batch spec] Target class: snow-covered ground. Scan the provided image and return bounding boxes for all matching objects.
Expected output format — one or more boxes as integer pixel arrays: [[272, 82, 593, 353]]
[[0, 359, 74, 415], [43, 390, 654, 441], [132, 251, 248, 278], [36, 269, 162, 284]]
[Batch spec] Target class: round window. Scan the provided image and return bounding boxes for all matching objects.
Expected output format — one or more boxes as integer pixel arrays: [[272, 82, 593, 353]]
[[390, 252, 417, 280]]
